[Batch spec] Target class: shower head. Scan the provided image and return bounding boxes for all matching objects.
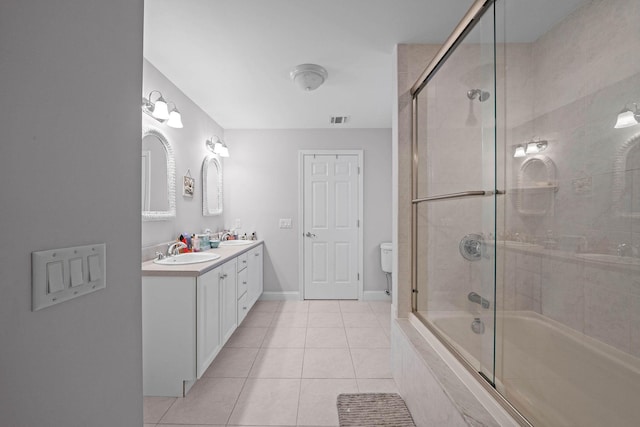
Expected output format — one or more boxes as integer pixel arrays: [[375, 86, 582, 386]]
[[467, 89, 490, 102]]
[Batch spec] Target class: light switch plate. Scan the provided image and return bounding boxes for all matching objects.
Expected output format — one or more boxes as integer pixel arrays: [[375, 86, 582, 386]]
[[32, 243, 106, 311], [279, 218, 293, 229]]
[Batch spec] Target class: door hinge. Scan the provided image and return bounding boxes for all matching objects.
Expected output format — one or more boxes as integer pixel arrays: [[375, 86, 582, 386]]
[[357, 166, 360, 175], [357, 273, 360, 280], [357, 219, 360, 227]]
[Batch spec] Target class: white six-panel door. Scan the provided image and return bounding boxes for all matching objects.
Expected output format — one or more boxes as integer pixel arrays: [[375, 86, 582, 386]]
[[302, 153, 360, 299]]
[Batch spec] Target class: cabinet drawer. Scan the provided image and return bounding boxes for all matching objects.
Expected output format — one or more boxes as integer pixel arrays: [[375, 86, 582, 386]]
[[237, 292, 249, 325], [237, 268, 248, 298], [237, 253, 248, 272]]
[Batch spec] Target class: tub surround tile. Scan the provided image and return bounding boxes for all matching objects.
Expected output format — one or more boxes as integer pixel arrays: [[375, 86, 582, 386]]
[[393, 319, 503, 427]]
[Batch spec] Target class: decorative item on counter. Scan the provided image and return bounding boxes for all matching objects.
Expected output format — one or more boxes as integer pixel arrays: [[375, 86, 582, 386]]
[[251, 232, 257, 241], [179, 234, 192, 253], [210, 239, 220, 248], [192, 234, 200, 252], [240, 233, 248, 240]]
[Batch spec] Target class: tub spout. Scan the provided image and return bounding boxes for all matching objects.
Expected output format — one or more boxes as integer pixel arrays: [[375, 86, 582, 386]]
[[468, 292, 490, 309]]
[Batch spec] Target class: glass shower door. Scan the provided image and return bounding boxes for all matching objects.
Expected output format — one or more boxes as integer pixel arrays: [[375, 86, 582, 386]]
[[412, 2, 497, 384]]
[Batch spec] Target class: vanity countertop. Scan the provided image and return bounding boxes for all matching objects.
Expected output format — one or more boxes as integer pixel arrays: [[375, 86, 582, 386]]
[[142, 240, 263, 277]]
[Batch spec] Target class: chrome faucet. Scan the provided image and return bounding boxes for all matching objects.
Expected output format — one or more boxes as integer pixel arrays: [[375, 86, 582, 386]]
[[468, 292, 490, 309], [220, 231, 232, 241], [617, 243, 631, 257], [167, 241, 187, 256]]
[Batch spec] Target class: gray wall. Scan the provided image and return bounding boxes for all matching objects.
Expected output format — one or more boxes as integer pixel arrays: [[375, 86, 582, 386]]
[[0, 1, 143, 425], [225, 129, 392, 298], [142, 60, 226, 248]]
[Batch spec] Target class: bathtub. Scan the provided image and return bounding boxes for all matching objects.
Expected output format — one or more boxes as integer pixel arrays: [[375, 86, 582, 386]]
[[420, 310, 640, 427]]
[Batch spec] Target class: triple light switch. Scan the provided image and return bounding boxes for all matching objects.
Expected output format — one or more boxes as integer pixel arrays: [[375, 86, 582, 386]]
[[32, 244, 106, 311]]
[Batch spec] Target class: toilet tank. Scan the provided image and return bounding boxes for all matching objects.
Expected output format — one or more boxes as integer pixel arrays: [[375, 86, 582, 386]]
[[380, 242, 392, 273]]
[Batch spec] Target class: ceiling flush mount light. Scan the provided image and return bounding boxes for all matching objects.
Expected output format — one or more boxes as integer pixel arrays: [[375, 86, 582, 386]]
[[142, 90, 183, 128], [206, 136, 229, 158], [290, 64, 328, 92], [614, 104, 639, 129]]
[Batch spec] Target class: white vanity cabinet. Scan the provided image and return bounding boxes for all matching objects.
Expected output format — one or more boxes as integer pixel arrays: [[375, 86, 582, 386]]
[[196, 264, 223, 379], [142, 242, 263, 397], [220, 259, 237, 346], [247, 245, 264, 307]]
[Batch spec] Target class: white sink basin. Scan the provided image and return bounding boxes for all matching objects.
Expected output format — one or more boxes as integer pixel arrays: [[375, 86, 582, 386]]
[[575, 253, 640, 266], [154, 252, 221, 265], [220, 240, 254, 246]]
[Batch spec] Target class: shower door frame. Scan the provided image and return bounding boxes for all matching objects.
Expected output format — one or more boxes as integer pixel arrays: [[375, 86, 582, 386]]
[[409, 0, 531, 425]]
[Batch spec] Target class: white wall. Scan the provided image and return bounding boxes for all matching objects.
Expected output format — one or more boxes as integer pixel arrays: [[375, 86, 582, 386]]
[[225, 129, 392, 299], [0, 1, 143, 426], [142, 60, 226, 248]]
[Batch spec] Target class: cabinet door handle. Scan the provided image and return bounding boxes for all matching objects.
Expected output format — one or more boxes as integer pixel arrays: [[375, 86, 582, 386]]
[[254, 253, 259, 257], [243, 306, 247, 310], [242, 260, 247, 264], [243, 281, 247, 284]]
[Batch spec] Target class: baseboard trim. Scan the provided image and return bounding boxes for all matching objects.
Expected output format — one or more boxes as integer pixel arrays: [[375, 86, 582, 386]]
[[259, 291, 300, 301], [363, 290, 392, 301]]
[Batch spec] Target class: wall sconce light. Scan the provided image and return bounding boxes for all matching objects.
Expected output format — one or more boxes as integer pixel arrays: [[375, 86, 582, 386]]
[[525, 140, 548, 154], [513, 144, 526, 158], [614, 104, 639, 128], [142, 90, 183, 128], [513, 139, 548, 158], [206, 136, 230, 158]]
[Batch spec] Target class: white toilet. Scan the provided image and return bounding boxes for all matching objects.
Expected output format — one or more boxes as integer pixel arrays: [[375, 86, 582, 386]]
[[380, 242, 392, 273]]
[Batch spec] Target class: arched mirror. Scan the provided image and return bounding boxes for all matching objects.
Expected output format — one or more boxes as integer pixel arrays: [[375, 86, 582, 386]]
[[514, 155, 558, 216], [612, 133, 640, 219], [202, 155, 223, 216], [141, 127, 176, 221]]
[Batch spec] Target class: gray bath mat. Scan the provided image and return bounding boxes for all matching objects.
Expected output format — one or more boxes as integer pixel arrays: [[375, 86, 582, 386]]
[[337, 393, 416, 426]]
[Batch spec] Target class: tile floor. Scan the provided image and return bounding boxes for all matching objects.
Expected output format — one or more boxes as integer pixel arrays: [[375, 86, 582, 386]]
[[144, 300, 396, 427]]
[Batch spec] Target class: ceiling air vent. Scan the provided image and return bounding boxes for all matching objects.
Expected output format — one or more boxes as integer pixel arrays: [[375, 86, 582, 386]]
[[330, 116, 350, 125]]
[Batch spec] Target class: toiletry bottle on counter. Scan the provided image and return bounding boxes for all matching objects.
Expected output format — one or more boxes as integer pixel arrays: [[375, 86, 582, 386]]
[[192, 234, 200, 252]]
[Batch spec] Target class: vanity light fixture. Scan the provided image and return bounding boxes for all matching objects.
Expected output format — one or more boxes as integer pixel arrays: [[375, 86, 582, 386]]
[[525, 139, 548, 154], [206, 136, 230, 158], [142, 90, 183, 128], [166, 102, 183, 128], [513, 140, 548, 158], [513, 145, 526, 158], [614, 104, 639, 128]]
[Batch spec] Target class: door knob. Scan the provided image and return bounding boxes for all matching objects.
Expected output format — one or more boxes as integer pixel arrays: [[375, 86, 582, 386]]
[[305, 232, 316, 238]]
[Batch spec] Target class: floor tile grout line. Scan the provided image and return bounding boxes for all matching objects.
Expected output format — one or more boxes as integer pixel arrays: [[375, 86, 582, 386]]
[[153, 396, 178, 425]]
